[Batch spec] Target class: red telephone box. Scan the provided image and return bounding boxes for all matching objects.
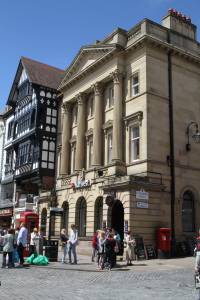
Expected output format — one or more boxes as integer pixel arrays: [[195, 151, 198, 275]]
[[157, 228, 171, 258], [16, 212, 39, 233]]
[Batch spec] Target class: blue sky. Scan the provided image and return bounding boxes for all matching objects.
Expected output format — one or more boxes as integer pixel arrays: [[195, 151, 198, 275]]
[[0, 0, 199, 111]]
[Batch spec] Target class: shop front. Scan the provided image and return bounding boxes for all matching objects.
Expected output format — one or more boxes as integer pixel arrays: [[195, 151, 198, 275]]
[[0, 207, 13, 229]]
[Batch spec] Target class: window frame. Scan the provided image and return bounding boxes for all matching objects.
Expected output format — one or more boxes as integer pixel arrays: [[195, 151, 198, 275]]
[[46, 107, 57, 126], [72, 104, 78, 126], [129, 124, 140, 162], [70, 142, 76, 173], [7, 121, 13, 140], [107, 130, 113, 164], [130, 72, 140, 97], [87, 137, 93, 169], [108, 86, 114, 108], [41, 139, 56, 169], [17, 141, 32, 167], [182, 191, 195, 233], [87, 96, 94, 119]]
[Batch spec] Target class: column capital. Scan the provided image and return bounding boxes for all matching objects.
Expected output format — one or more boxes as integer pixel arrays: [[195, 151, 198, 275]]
[[92, 82, 103, 96], [76, 93, 86, 105], [111, 69, 123, 84], [62, 102, 72, 114]]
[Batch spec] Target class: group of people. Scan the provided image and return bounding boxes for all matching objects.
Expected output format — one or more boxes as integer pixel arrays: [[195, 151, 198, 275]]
[[0, 223, 41, 268], [60, 224, 78, 264], [2, 222, 200, 272], [0, 222, 28, 268], [91, 228, 136, 270]]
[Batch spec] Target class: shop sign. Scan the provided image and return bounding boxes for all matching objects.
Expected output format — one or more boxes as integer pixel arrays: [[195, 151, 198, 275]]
[[0, 208, 13, 216], [74, 179, 91, 189], [136, 190, 149, 209], [50, 207, 63, 212]]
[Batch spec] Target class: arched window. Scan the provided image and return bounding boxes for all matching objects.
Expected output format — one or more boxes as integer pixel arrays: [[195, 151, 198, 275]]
[[40, 208, 47, 237], [182, 190, 195, 232], [94, 197, 103, 231], [75, 197, 87, 237], [61, 201, 69, 232]]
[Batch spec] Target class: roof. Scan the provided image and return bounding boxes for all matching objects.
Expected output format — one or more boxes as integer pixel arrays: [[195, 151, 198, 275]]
[[7, 57, 65, 105], [21, 57, 65, 90]]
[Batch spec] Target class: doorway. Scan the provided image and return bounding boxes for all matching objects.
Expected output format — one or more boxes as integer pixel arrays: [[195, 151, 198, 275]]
[[110, 200, 124, 241]]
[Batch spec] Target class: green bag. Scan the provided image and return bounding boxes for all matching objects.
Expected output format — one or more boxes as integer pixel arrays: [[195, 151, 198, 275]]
[[32, 255, 49, 266], [25, 254, 36, 264]]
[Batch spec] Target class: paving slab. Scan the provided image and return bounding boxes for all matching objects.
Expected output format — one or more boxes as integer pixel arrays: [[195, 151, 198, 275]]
[[0, 254, 199, 300]]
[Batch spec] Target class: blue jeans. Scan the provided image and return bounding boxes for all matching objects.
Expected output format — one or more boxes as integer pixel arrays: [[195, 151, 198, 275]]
[[62, 244, 68, 262], [68, 243, 77, 264]]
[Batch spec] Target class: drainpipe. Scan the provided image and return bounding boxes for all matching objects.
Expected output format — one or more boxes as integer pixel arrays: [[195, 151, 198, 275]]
[[168, 33, 176, 256]]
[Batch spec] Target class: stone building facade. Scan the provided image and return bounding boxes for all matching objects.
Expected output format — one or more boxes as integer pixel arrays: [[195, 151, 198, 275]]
[[39, 10, 200, 249]]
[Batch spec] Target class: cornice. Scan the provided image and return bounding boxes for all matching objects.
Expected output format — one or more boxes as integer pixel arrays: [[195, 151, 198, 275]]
[[102, 120, 113, 131], [85, 128, 93, 138], [125, 34, 200, 66], [69, 135, 77, 144], [124, 111, 143, 128]]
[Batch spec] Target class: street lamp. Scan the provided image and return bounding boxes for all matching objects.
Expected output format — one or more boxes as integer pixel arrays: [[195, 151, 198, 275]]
[[186, 121, 200, 151]]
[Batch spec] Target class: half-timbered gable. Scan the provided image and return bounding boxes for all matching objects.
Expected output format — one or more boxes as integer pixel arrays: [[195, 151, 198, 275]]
[[6, 56, 64, 197]]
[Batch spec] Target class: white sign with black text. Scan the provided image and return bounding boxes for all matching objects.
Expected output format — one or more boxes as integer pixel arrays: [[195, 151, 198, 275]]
[[136, 190, 149, 209]]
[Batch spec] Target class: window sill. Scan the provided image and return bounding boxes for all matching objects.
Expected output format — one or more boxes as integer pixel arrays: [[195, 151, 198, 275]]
[[125, 92, 145, 103], [87, 116, 94, 121], [72, 124, 78, 129], [126, 159, 147, 167], [105, 106, 114, 113]]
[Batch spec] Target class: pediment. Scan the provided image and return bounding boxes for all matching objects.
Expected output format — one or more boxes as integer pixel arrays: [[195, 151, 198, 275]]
[[60, 45, 117, 89]]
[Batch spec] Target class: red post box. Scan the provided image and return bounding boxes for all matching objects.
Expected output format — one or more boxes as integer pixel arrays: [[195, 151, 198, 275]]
[[157, 228, 171, 258]]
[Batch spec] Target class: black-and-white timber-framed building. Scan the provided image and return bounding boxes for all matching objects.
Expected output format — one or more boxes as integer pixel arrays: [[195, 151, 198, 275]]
[[5, 57, 64, 218]]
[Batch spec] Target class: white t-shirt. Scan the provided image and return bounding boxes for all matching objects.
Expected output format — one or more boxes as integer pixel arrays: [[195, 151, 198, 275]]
[[69, 229, 78, 245], [30, 232, 40, 246]]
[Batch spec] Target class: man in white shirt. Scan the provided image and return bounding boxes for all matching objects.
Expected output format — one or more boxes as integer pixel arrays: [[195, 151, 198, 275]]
[[17, 223, 28, 265], [68, 224, 78, 264]]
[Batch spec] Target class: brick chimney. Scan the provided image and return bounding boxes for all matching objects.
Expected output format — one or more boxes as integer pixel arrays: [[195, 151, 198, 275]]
[[162, 9, 197, 40]]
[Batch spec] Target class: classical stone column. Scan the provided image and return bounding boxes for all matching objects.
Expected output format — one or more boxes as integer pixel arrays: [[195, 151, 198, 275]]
[[75, 93, 86, 171], [60, 103, 72, 175], [93, 82, 103, 166], [112, 69, 123, 161]]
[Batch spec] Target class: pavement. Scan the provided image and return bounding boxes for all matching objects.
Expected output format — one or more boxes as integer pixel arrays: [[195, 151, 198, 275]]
[[0, 253, 199, 300]]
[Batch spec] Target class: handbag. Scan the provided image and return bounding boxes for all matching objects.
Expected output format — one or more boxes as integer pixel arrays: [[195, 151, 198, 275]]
[[59, 241, 65, 247]]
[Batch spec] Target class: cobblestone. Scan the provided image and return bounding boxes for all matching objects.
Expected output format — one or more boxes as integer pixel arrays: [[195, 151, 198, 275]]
[[0, 255, 199, 300]]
